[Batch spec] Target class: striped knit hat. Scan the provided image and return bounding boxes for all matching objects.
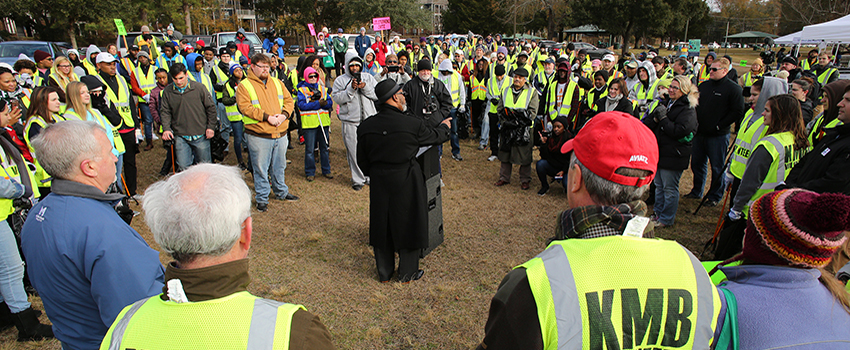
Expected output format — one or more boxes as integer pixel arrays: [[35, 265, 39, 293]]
[[734, 189, 850, 268]]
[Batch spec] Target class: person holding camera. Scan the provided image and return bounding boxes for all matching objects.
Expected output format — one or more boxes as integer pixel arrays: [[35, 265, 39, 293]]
[[493, 68, 537, 190], [297, 67, 334, 182], [332, 50, 377, 191], [381, 54, 410, 86], [402, 59, 453, 179]]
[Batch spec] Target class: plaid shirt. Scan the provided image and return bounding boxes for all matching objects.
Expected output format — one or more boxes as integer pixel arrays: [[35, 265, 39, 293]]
[[552, 201, 653, 242]]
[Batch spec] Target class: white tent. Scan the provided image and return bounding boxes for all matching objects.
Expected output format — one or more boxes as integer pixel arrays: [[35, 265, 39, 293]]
[[774, 31, 820, 45], [800, 14, 850, 43]]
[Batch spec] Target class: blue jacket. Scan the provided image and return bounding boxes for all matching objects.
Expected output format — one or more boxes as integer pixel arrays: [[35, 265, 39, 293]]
[[21, 179, 164, 350], [716, 265, 850, 349], [296, 80, 334, 114], [355, 34, 371, 58]]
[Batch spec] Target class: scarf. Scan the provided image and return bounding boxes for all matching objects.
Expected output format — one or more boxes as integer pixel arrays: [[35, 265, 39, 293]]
[[552, 201, 653, 242], [605, 94, 623, 112]]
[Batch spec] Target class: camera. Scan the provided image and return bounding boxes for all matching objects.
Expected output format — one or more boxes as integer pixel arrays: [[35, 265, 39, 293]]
[[387, 65, 400, 73], [423, 96, 438, 115], [352, 72, 362, 87], [540, 130, 551, 138], [310, 88, 321, 101]]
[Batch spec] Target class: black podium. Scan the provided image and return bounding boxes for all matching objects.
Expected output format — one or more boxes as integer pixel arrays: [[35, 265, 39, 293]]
[[416, 146, 443, 258]]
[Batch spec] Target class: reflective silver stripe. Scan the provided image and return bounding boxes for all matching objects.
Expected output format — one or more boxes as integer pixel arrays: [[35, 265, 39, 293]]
[[685, 248, 716, 348], [246, 298, 285, 349], [764, 136, 787, 183], [539, 245, 583, 348], [227, 110, 242, 117], [107, 297, 153, 350]]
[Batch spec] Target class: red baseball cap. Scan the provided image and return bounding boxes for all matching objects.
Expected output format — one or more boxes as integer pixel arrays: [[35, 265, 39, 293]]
[[560, 111, 658, 186]]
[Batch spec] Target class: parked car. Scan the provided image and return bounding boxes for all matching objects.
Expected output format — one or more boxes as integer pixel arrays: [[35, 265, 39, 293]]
[[0, 41, 65, 66], [570, 42, 613, 60], [115, 31, 169, 57], [211, 31, 265, 57], [304, 45, 315, 54], [287, 45, 301, 54]]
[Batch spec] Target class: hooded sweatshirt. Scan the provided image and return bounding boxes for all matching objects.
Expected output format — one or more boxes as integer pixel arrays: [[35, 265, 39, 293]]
[[629, 61, 657, 104], [362, 48, 381, 77], [331, 50, 378, 124], [83, 45, 101, 74], [185, 53, 204, 81]]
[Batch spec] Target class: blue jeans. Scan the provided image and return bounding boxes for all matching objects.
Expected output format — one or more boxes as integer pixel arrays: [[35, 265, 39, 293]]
[[231, 120, 245, 164], [245, 133, 289, 204], [115, 155, 124, 193], [217, 103, 231, 151], [174, 136, 211, 172], [303, 126, 330, 177], [654, 169, 683, 225], [689, 134, 729, 201], [448, 108, 460, 156], [139, 103, 153, 142], [535, 159, 565, 190], [0, 221, 30, 313]]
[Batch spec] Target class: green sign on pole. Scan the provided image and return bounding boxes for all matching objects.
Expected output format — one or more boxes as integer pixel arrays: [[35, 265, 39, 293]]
[[114, 19, 127, 36], [688, 39, 701, 54]]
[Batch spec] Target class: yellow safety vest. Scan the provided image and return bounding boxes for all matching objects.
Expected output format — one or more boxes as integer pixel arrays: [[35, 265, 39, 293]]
[[817, 67, 838, 85], [606, 70, 624, 85], [211, 65, 228, 100], [100, 291, 303, 350], [188, 71, 216, 102], [503, 85, 533, 111], [134, 65, 157, 103], [744, 132, 810, 216], [438, 72, 462, 107], [808, 111, 843, 146], [224, 83, 243, 122], [82, 60, 97, 75], [801, 58, 813, 71], [585, 87, 608, 111], [155, 54, 187, 70], [730, 109, 767, 179], [697, 65, 710, 85], [297, 86, 331, 129], [47, 71, 79, 91], [487, 75, 511, 114], [740, 72, 760, 88], [237, 78, 286, 126], [0, 146, 39, 222], [471, 75, 487, 101], [520, 236, 721, 349], [63, 108, 125, 155], [547, 81, 578, 121], [23, 115, 57, 187], [634, 79, 659, 112], [95, 74, 134, 129]]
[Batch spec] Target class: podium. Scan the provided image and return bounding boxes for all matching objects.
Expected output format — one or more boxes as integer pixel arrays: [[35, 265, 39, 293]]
[[417, 146, 443, 258]]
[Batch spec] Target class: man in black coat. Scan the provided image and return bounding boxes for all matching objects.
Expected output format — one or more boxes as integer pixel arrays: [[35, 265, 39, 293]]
[[782, 85, 850, 195], [357, 80, 451, 283], [686, 56, 744, 206], [402, 59, 453, 179]]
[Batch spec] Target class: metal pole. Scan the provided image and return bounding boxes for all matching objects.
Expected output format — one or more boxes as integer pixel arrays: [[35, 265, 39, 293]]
[[684, 18, 689, 42]]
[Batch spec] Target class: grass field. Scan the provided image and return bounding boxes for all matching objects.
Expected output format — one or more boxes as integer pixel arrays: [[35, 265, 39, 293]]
[[0, 51, 750, 349]]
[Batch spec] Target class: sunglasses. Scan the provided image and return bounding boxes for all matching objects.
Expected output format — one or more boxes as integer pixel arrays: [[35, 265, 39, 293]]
[[387, 60, 398, 64], [709, 67, 720, 72], [308, 74, 318, 78]]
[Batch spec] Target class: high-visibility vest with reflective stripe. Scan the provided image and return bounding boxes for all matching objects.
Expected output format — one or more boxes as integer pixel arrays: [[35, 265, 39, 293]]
[[20, 90, 31, 108], [520, 236, 721, 350], [808, 112, 843, 146], [640, 99, 661, 121], [547, 81, 577, 121], [503, 86, 533, 111], [438, 72, 461, 108], [660, 67, 674, 81], [211, 65, 228, 99], [99, 291, 304, 350], [95, 74, 134, 129], [188, 71, 216, 102], [224, 83, 243, 122], [730, 108, 767, 179], [740, 72, 760, 88], [471, 75, 487, 101], [47, 71, 79, 90], [63, 108, 125, 155], [606, 70, 624, 85], [120, 57, 136, 75], [745, 132, 809, 216], [634, 79, 659, 111], [134, 65, 157, 103], [82, 60, 97, 75], [0, 146, 39, 222], [801, 58, 813, 71], [298, 86, 331, 129], [511, 63, 533, 78], [585, 87, 608, 112], [23, 115, 56, 187], [488, 75, 511, 114], [817, 67, 838, 85], [238, 78, 286, 125], [155, 54, 187, 70], [697, 65, 710, 85]]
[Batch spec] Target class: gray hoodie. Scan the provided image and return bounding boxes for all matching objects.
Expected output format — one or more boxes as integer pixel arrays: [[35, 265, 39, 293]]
[[332, 50, 378, 123]]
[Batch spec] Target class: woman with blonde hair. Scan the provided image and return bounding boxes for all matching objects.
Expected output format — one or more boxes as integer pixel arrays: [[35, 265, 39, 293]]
[[643, 75, 698, 227], [63, 81, 123, 160], [46, 56, 79, 102]]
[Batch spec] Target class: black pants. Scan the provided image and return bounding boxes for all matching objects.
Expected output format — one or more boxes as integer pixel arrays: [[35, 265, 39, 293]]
[[488, 112, 500, 156], [373, 246, 420, 282], [160, 142, 175, 175], [335, 52, 346, 77], [120, 131, 137, 196], [714, 215, 747, 260], [470, 100, 485, 138]]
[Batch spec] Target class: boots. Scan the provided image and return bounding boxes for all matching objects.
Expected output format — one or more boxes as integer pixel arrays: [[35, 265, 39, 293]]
[[11, 307, 53, 341], [0, 302, 14, 331], [144, 139, 153, 151]]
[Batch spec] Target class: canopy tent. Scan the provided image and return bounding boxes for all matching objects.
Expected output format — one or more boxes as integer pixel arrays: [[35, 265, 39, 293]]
[[563, 25, 608, 35], [724, 31, 777, 39], [800, 14, 850, 43], [774, 31, 821, 45]]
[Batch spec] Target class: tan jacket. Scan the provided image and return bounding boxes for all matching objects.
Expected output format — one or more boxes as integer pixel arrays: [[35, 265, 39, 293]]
[[236, 68, 295, 138]]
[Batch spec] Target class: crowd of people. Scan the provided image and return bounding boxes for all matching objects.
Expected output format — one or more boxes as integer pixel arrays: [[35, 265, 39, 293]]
[[0, 23, 847, 349]]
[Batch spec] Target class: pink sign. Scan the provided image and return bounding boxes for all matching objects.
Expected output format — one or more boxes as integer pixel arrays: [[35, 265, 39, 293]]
[[307, 23, 316, 37], [373, 17, 391, 31]]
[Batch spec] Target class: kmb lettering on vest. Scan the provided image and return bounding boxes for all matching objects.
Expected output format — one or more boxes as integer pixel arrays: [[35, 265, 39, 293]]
[[783, 145, 805, 168], [586, 288, 693, 350]]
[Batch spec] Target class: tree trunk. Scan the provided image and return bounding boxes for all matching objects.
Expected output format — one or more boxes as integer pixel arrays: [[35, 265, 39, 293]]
[[140, 8, 148, 24], [621, 21, 633, 55], [547, 6, 556, 40], [183, 1, 193, 35], [69, 20, 78, 50]]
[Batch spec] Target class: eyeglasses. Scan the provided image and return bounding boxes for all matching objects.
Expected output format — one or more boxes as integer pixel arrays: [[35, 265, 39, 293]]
[[308, 74, 318, 79], [254, 65, 271, 70], [669, 86, 680, 91], [386, 60, 398, 64], [709, 67, 720, 72]]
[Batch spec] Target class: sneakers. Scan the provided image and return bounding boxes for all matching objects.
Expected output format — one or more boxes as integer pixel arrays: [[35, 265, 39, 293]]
[[684, 192, 701, 199], [451, 154, 463, 161], [537, 187, 549, 196], [352, 184, 364, 191], [257, 203, 268, 212], [282, 194, 299, 201], [323, 173, 334, 179], [306, 176, 315, 182], [487, 155, 498, 161], [704, 200, 720, 207], [477, 144, 486, 150]]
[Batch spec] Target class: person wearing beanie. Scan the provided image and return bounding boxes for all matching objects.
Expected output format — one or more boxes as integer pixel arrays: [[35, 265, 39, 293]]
[[32, 50, 52, 86], [297, 66, 334, 182], [436, 58, 466, 161], [470, 57, 489, 146], [133, 50, 157, 151], [356, 79, 450, 283], [401, 57, 452, 179], [147, 67, 175, 175], [712, 189, 850, 349], [479, 111, 722, 350], [355, 27, 371, 58], [483, 63, 511, 160], [493, 67, 538, 190], [332, 50, 377, 191], [776, 55, 803, 83]]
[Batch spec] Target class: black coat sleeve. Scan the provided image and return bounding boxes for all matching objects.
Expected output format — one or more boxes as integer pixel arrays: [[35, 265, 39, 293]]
[[435, 81, 453, 120], [417, 120, 451, 146], [786, 146, 850, 194], [477, 268, 543, 350]]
